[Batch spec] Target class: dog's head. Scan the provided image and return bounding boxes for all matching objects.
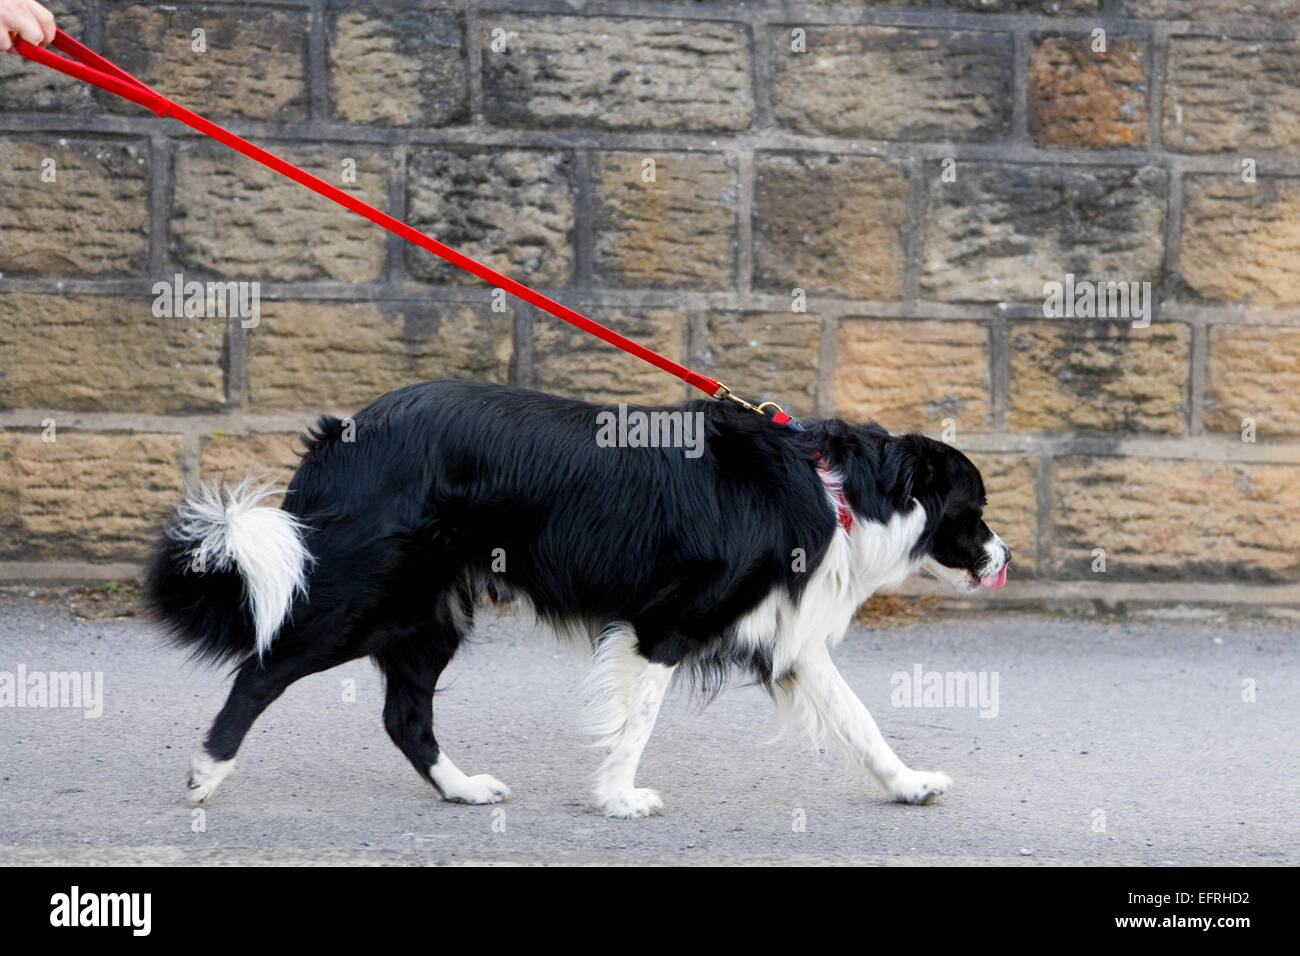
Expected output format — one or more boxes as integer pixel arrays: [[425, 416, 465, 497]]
[[892, 434, 1010, 592], [823, 425, 1010, 593]]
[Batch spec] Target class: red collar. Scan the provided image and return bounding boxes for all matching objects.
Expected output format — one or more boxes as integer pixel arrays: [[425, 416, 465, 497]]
[[812, 455, 853, 534]]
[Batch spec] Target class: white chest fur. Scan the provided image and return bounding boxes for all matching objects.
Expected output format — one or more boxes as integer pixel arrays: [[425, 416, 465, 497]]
[[732, 500, 926, 679]]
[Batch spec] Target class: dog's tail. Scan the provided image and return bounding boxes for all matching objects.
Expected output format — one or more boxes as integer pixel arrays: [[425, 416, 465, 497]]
[[145, 477, 311, 663]]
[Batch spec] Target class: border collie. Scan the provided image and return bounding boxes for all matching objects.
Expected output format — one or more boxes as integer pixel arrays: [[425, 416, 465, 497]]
[[146, 380, 1009, 818]]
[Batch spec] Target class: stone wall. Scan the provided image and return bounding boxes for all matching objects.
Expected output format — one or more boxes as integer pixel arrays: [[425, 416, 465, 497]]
[[2, 1, 1299, 614]]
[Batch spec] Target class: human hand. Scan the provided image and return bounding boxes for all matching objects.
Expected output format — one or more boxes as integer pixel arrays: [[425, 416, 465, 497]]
[[0, 0, 56, 53]]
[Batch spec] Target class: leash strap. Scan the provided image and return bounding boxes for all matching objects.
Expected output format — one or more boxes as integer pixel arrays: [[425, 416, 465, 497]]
[[15, 30, 774, 410]]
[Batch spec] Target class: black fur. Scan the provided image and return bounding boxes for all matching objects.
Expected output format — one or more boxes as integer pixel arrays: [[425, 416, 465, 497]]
[[145, 379, 1003, 786], [146, 537, 252, 665]]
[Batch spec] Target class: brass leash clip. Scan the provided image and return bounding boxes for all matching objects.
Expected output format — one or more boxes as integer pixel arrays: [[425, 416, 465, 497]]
[[713, 383, 790, 421], [712, 381, 764, 415]]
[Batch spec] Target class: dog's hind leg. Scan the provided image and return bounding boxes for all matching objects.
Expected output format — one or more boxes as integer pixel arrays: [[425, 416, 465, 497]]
[[772, 643, 952, 805], [582, 623, 676, 818], [374, 604, 509, 806], [187, 638, 358, 803]]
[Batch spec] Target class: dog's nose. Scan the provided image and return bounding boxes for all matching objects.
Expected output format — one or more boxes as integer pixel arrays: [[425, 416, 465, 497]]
[[1001, 544, 1011, 567]]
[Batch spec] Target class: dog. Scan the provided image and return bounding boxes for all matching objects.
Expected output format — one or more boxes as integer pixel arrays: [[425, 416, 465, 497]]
[[146, 379, 1009, 818]]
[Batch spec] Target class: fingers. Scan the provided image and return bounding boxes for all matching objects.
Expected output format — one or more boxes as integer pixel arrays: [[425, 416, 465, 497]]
[[32, 1, 55, 45], [0, 0, 55, 52], [9, 9, 42, 45]]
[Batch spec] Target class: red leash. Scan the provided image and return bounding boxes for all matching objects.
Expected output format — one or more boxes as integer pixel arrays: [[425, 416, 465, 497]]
[[15, 29, 800, 424]]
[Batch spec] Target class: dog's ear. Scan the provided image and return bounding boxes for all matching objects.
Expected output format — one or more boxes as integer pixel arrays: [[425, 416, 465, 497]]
[[889, 434, 949, 508]]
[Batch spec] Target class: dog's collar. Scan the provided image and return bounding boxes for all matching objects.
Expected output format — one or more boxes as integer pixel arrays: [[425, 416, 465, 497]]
[[811, 453, 853, 534]]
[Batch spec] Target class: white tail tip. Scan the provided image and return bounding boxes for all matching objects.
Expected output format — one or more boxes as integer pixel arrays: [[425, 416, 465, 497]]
[[170, 476, 310, 658]]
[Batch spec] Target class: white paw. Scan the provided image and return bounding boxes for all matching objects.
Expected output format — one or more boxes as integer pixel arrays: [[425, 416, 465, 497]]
[[186, 753, 234, 804], [890, 769, 952, 805], [441, 773, 510, 805], [599, 787, 664, 819]]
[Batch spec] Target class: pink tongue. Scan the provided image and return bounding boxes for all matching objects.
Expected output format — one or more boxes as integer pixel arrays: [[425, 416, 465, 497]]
[[981, 565, 1007, 588]]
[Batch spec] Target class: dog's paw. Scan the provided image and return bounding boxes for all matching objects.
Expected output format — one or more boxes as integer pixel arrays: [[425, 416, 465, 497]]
[[598, 787, 664, 819], [186, 753, 234, 804], [441, 773, 510, 805], [890, 769, 952, 806]]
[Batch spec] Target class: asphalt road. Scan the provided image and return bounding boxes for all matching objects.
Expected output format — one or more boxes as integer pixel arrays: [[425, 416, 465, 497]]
[[1, 597, 1295, 866]]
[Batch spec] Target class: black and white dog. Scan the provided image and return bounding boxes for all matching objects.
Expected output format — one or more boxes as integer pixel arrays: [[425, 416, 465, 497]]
[[147, 380, 1009, 818]]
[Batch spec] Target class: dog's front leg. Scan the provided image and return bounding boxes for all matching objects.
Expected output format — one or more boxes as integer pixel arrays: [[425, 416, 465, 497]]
[[591, 661, 675, 818], [774, 644, 952, 805], [580, 623, 677, 818]]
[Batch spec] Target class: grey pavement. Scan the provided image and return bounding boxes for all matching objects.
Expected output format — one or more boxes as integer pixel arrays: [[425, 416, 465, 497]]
[[0, 596, 1296, 866]]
